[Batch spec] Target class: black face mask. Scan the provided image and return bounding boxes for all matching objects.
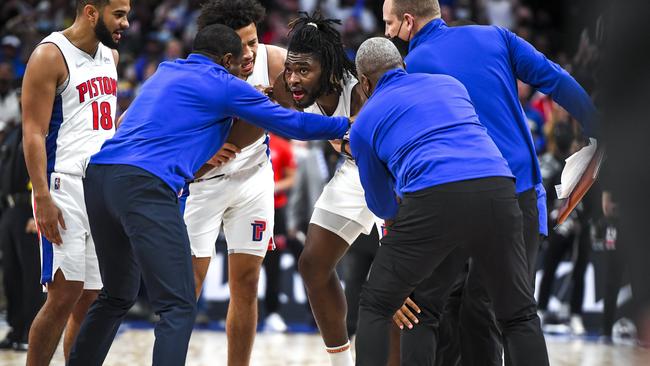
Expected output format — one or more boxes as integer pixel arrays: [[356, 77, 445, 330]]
[[390, 19, 410, 58]]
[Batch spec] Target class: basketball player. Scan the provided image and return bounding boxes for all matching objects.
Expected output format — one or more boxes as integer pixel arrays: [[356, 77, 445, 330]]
[[21, 0, 129, 364], [274, 13, 370, 366], [182, 1, 287, 364]]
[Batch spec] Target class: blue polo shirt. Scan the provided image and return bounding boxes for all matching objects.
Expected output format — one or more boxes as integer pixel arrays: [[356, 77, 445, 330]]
[[406, 19, 598, 234], [350, 69, 513, 219], [91, 53, 349, 192]]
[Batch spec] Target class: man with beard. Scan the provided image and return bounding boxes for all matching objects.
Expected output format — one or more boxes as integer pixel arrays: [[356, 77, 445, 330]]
[[273, 13, 372, 366], [180, 1, 288, 363], [21, 0, 130, 364]]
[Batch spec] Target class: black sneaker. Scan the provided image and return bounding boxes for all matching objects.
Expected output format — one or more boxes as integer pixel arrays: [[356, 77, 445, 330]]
[[12, 342, 28, 351], [0, 337, 14, 350]]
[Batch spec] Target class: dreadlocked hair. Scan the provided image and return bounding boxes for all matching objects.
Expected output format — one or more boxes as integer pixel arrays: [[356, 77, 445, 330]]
[[287, 12, 356, 96]]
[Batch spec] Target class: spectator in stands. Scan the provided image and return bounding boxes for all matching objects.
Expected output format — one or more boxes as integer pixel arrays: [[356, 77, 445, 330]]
[[0, 37, 24, 79], [518, 80, 546, 154], [0, 63, 20, 128]]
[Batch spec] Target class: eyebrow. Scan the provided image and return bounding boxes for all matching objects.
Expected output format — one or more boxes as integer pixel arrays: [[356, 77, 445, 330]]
[[285, 59, 313, 65]]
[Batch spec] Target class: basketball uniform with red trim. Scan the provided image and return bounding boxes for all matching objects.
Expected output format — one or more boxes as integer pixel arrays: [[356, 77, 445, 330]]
[[305, 76, 383, 244], [183, 44, 274, 258], [35, 32, 117, 289]]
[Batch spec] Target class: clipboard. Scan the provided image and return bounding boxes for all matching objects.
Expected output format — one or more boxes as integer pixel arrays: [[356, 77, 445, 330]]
[[556, 146, 606, 226]]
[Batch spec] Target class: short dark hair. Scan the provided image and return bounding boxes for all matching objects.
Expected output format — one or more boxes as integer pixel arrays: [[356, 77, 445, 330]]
[[197, 0, 265, 31], [76, 0, 110, 13], [193, 24, 242, 59], [391, 0, 440, 18], [287, 12, 356, 96]]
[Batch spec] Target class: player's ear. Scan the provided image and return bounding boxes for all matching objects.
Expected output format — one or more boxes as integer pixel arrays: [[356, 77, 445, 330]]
[[83, 4, 100, 26]]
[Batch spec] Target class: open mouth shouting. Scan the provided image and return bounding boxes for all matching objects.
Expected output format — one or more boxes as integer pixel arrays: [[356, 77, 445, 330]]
[[291, 88, 306, 102]]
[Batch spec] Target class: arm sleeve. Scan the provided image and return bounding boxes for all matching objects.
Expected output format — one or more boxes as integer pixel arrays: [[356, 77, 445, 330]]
[[350, 125, 399, 220], [224, 78, 349, 141], [504, 28, 599, 136]]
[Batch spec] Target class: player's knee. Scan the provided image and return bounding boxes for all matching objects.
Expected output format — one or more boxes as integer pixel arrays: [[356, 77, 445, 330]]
[[229, 269, 260, 303], [78, 290, 99, 305], [44, 287, 84, 315], [298, 252, 330, 285], [297, 252, 314, 279]]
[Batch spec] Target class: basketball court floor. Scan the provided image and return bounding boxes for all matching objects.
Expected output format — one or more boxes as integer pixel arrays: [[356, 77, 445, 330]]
[[1, 322, 649, 365]]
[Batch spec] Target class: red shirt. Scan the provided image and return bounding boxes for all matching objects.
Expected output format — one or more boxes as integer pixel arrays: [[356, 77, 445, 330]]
[[269, 134, 296, 208]]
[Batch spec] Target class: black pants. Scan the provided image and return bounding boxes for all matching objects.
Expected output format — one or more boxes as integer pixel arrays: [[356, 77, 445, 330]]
[[0, 203, 45, 343], [400, 247, 468, 366], [538, 226, 590, 314], [341, 227, 380, 337], [434, 263, 465, 366], [69, 164, 197, 366], [401, 187, 540, 366], [263, 206, 305, 315], [355, 177, 548, 366], [602, 223, 625, 337], [264, 206, 286, 315]]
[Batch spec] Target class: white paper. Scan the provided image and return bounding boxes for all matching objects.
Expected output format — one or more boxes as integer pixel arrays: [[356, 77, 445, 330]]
[[555, 138, 598, 199]]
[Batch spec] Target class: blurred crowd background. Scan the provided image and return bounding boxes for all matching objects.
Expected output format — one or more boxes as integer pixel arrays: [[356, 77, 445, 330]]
[[0, 0, 645, 347]]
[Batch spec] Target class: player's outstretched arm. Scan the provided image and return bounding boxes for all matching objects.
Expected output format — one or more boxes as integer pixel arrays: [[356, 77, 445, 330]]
[[22, 43, 67, 244], [225, 77, 349, 141], [217, 44, 288, 154]]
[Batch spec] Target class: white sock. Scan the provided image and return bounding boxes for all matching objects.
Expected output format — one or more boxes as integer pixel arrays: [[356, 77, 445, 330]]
[[326, 341, 354, 366]]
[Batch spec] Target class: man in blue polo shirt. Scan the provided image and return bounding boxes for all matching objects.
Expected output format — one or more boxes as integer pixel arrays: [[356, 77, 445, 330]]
[[350, 37, 548, 366], [382, 0, 597, 364], [68, 24, 349, 366]]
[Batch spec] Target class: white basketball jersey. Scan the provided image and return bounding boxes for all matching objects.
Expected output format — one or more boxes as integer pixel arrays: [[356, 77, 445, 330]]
[[205, 44, 271, 177], [304, 75, 358, 119], [40, 32, 117, 177]]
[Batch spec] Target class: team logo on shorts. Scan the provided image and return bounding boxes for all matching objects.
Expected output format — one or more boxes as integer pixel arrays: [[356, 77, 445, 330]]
[[54, 177, 61, 190], [251, 220, 267, 242]]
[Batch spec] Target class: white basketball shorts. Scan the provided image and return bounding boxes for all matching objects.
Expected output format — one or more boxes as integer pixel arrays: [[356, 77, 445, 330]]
[[36, 171, 102, 290], [183, 162, 274, 258], [310, 159, 382, 245]]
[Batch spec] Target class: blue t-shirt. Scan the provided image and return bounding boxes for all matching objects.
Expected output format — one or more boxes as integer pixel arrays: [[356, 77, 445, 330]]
[[91, 53, 349, 192], [350, 69, 513, 219]]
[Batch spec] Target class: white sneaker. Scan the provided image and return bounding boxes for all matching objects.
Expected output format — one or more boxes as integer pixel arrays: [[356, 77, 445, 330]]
[[264, 312, 288, 333], [570, 314, 586, 336]]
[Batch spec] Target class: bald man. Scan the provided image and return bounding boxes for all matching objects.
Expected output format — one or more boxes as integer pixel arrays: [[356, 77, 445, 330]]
[[349, 37, 548, 366]]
